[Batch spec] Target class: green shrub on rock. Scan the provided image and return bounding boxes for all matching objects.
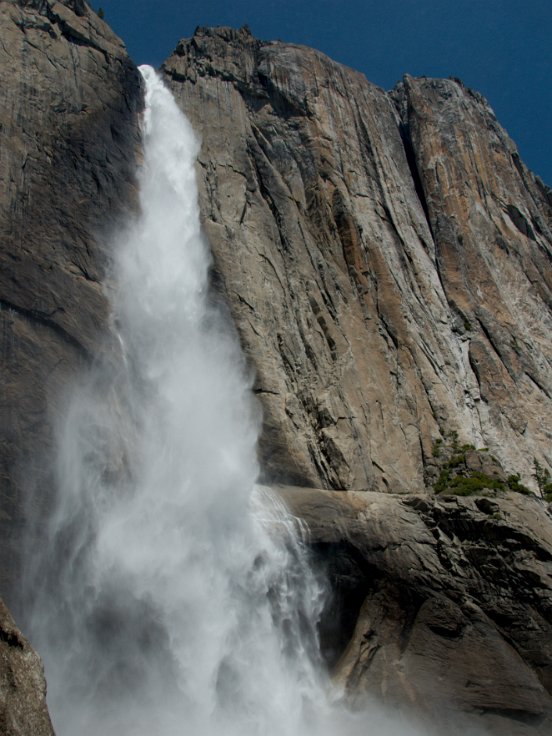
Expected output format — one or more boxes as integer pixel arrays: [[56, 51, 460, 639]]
[[533, 458, 552, 501], [431, 434, 531, 497]]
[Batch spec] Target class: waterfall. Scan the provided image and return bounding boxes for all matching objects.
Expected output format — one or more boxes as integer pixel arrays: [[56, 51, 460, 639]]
[[22, 65, 431, 736], [23, 66, 349, 736]]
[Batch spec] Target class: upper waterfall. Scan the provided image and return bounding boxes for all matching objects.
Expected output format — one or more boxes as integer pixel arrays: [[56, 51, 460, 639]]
[[24, 66, 342, 736]]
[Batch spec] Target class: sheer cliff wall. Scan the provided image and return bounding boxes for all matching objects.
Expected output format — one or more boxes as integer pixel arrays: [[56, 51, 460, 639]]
[[1, 6, 551, 601], [0, 0, 143, 599], [163, 26, 552, 492]]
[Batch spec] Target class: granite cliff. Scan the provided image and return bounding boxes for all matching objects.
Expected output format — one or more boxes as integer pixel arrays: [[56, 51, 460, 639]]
[[280, 485, 552, 734], [1, 3, 552, 733], [163, 26, 552, 493], [0, 0, 142, 594]]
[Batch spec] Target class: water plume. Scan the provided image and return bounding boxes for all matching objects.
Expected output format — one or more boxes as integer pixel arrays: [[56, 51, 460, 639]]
[[25, 67, 432, 736]]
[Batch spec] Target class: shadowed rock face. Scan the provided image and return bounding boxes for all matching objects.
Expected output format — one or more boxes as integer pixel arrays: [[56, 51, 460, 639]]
[[0, 598, 54, 735], [162, 26, 552, 492], [277, 485, 552, 735], [0, 0, 143, 599]]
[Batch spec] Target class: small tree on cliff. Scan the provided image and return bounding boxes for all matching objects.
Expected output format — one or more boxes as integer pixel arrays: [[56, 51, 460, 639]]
[[533, 458, 552, 501]]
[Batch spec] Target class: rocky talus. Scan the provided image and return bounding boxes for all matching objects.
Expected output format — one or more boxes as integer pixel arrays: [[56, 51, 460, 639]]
[[0, 0, 143, 597], [163, 26, 552, 492]]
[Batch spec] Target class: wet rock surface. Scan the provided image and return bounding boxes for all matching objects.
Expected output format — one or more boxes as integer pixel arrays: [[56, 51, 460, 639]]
[[278, 485, 552, 734], [163, 26, 552, 493]]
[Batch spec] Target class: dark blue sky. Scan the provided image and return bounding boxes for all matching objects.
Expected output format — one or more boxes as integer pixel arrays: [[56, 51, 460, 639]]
[[98, 0, 552, 185]]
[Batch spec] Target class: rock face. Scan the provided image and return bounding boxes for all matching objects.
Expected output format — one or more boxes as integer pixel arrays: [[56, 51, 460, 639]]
[[0, 598, 54, 735], [1, 11, 552, 735], [278, 485, 552, 735], [0, 0, 143, 599], [162, 26, 552, 492]]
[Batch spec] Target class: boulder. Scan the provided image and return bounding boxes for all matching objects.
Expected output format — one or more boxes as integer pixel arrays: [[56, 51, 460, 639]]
[[0, 599, 54, 736]]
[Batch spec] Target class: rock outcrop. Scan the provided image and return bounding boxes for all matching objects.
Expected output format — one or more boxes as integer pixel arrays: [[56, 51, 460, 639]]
[[162, 26, 552, 493], [0, 598, 54, 735], [278, 485, 552, 735], [0, 0, 143, 598]]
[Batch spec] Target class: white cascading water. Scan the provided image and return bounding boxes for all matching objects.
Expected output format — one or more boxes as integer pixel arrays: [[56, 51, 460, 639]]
[[26, 67, 423, 736]]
